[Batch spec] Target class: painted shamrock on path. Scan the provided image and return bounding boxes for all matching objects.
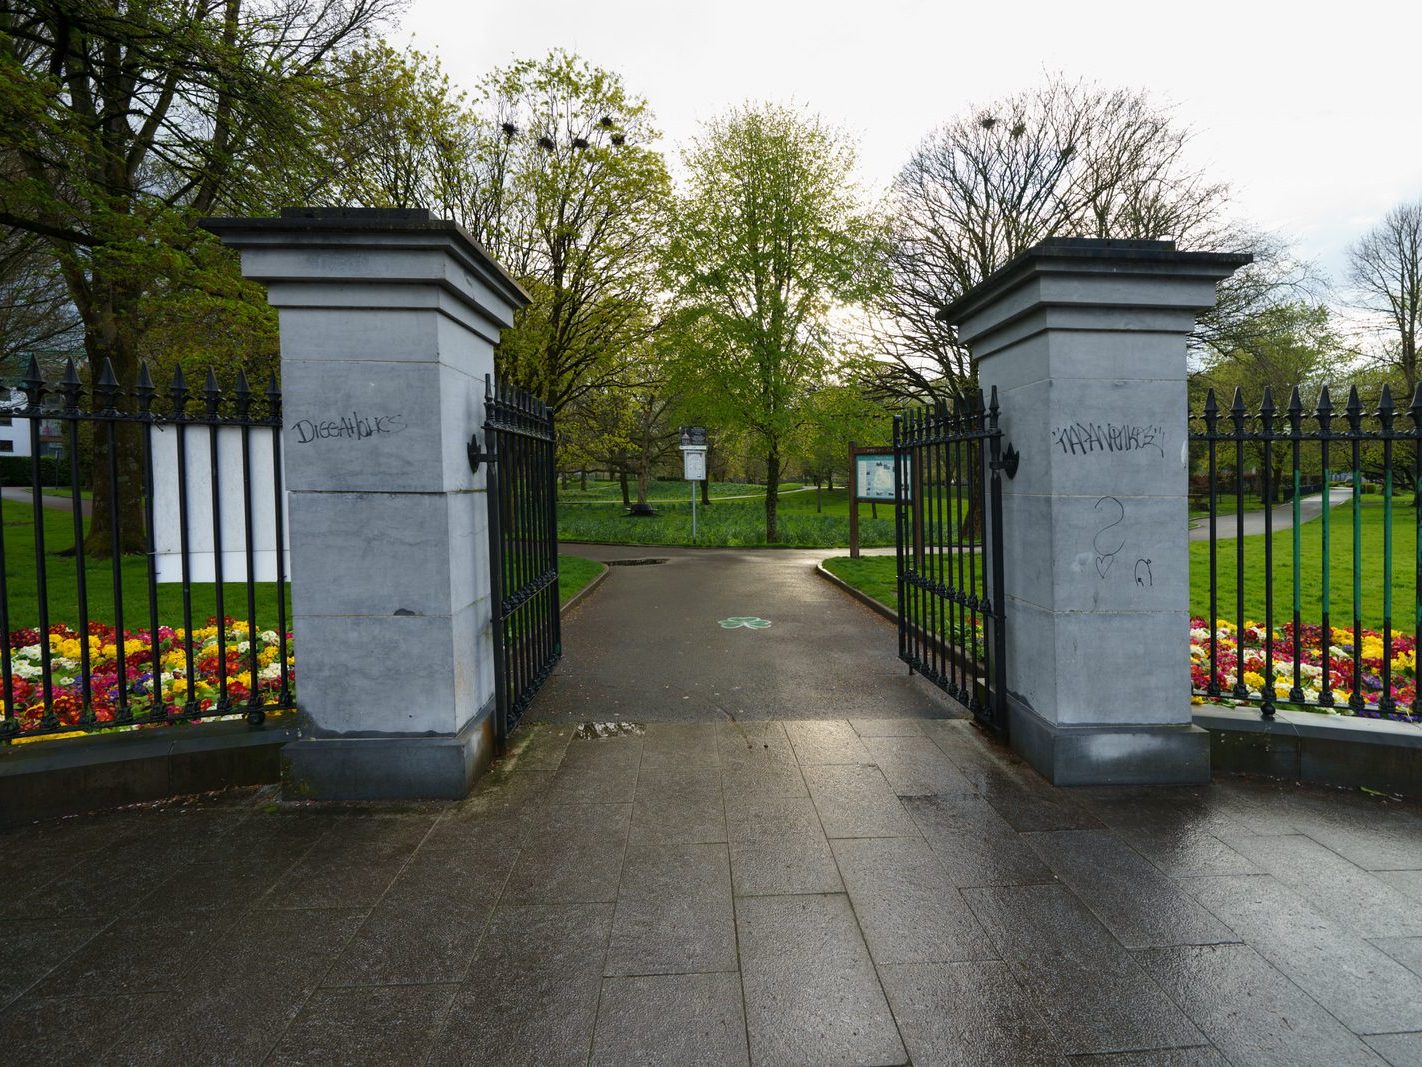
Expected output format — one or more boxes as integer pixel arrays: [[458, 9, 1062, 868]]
[[719, 617, 772, 630]]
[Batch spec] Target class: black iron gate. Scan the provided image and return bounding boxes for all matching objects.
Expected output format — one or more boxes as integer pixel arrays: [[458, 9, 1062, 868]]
[[893, 389, 1012, 736], [479, 376, 561, 741]]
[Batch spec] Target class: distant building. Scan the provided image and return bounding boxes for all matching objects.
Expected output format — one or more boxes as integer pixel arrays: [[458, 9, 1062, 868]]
[[0, 388, 64, 459]]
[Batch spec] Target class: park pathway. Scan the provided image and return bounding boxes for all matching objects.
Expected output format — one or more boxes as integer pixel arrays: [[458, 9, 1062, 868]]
[[532, 544, 957, 724], [1189, 487, 1350, 541], [0, 486, 92, 516]]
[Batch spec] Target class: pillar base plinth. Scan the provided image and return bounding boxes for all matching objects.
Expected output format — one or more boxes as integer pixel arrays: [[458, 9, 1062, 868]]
[[1009, 702, 1211, 786], [281, 697, 496, 800]]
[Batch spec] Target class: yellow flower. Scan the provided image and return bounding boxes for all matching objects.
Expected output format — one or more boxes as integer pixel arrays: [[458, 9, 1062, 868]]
[[1243, 671, 1266, 691]]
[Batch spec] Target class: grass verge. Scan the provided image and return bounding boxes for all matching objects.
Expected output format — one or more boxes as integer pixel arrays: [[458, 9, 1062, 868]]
[[558, 555, 604, 606]]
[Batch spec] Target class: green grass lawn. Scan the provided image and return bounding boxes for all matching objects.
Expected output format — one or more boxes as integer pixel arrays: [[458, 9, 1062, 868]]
[[1190, 497, 1417, 631], [558, 478, 806, 503], [557, 487, 898, 548], [558, 555, 604, 606], [822, 556, 900, 606], [825, 498, 1421, 634], [0, 500, 290, 634]]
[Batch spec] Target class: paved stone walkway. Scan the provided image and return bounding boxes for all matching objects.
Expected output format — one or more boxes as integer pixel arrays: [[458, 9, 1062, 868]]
[[5, 716, 1422, 1065]]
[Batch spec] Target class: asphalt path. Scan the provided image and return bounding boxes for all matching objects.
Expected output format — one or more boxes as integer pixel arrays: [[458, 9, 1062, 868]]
[[1188, 487, 1351, 541], [0, 487, 92, 516], [531, 543, 958, 724]]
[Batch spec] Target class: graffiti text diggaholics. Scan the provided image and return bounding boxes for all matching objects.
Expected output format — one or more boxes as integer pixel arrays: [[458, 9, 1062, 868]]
[[291, 412, 408, 445], [1052, 421, 1165, 459]]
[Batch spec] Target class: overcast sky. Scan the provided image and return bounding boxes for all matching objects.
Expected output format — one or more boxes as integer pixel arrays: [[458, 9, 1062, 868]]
[[402, 0, 1422, 288]]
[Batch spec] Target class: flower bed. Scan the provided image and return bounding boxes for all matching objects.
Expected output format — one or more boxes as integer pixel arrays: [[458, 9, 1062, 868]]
[[1191, 618, 1417, 719], [5, 619, 294, 742]]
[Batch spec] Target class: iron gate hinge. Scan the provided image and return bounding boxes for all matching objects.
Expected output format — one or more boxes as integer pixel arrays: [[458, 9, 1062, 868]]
[[467, 432, 485, 474], [992, 442, 1020, 479]]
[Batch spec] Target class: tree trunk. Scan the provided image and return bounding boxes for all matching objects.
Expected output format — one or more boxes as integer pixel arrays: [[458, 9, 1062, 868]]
[[764, 444, 781, 543], [635, 467, 649, 506], [815, 477, 822, 512], [827, 471, 833, 492], [619, 469, 630, 506], [83, 273, 148, 559], [580, 468, 587, 490]]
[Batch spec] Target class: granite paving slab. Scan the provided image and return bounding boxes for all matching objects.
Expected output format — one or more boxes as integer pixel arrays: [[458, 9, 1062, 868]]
[[1184, 874, 1422, 1035], [1138, 943, 1389, 1066], [590, 972, 750, 1067], [9, 712, 1422, 1065], [736, 893, 906, 1067]]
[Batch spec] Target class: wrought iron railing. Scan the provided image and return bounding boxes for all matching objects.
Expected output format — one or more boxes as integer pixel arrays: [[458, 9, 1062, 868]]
[[0, 356, 294, 743], [1189, 385, 1420, 721]]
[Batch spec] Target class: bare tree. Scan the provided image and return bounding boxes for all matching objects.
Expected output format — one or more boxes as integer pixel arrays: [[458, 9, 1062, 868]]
[[1349, 199, 1422, 392], [872, 78, 1275, 403]]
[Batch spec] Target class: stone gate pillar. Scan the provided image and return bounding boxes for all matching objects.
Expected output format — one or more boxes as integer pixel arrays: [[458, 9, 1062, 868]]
[[202, 208, 529, 799], [943, 238, 1250, 785]]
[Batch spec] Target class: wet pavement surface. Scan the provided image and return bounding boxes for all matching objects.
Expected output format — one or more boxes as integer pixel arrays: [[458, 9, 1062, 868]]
[[537, 544, 956, 723], [5, 717, 1422, 1065]]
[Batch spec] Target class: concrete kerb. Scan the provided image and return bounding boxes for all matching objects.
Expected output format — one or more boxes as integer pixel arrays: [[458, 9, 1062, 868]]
[[560, 561, 610, 616], [815, 561, 897, 625]]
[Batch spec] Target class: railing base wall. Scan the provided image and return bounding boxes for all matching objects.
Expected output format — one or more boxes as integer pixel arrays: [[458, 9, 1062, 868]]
[[1008, 701, 1211, 786], [281, 694, 496, 801], [0, 716, 297, 831], [1198, 705, 1422, 798]]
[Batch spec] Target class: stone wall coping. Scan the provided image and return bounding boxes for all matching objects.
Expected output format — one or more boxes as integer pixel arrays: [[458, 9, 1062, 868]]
[[199, 207, 530, 315], [939, 237, 1254, 327]]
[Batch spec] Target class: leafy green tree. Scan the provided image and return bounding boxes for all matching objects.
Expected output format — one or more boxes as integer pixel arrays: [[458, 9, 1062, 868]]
[[315, 41, 479, 217], [1192, 303, 1352, 503], [662, 103, 883, 542], [457, 52, 671, 415], [0, 0, 393, 553], [0, 227, 82, 372], [791, 380, 890, 509], [562, 375, 679, 507]]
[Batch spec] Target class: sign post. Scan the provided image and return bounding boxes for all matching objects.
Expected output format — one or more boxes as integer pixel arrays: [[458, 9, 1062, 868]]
[[680, 426, 708, 541], [849, 442, 910, 558]]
